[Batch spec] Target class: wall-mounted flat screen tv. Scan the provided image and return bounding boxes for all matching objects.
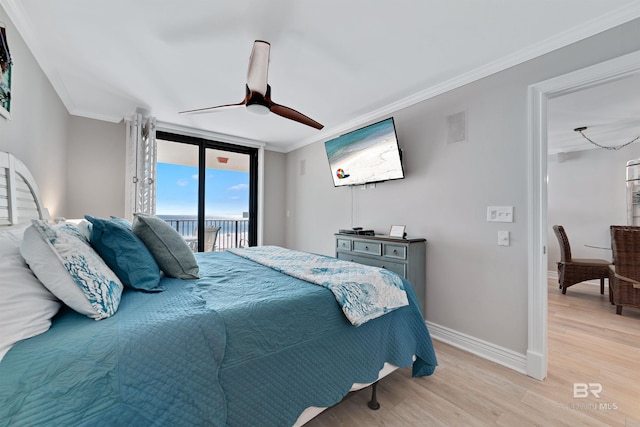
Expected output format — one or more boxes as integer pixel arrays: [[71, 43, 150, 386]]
[[324, 117, 404, 187]]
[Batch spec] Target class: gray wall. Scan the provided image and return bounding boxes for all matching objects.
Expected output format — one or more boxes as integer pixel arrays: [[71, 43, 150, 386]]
[[263, 150, 287, 246], [66, 116, 126, 219], [547, 147, 640, 270], [285, 19, 640, 355], [0, 5, 69, 218]]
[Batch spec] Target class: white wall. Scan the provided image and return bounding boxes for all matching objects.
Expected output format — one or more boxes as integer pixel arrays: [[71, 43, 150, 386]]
[[547, 146, 640, 270], [0, 5, 69, 218], [285, 19, 640, 356]]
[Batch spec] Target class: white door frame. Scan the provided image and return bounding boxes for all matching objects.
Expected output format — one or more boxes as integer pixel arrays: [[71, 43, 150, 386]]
[[527, 49, 640, 380]]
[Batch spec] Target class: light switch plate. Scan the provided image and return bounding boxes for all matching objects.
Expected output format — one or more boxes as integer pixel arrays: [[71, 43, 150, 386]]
[[498, 230, 510, 246], [487, 206, 513, 222]]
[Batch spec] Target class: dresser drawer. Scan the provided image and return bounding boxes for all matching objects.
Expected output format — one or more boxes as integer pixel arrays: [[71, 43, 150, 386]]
[[353, 240, 382, 256], [336, 238, 352, 251], [340, 253, 406, 278], [383, 244, 407, 259]]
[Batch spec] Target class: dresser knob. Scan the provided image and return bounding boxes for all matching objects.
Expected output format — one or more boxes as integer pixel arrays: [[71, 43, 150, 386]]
[[393, 249, 398, 254]]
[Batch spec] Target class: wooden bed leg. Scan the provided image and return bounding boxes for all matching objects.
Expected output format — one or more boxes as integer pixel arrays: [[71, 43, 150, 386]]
[[367, 382, 380, 410]]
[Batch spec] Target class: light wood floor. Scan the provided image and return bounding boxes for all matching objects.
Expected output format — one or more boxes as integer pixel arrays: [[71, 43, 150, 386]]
[[306, 280, 640, 426]]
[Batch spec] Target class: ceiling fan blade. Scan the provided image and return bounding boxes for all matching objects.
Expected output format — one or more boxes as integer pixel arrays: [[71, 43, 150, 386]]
[[179, 100, 246, 115], [270, 103, 324, 130], [246, 40, 270, 95]]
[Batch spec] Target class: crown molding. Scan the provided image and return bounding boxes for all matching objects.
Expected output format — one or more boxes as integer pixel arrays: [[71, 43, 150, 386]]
[[284, 2, 640, 153], [72, 109, 124, 124], [155, 120, 266, 150], [0, 0, 77, 114]]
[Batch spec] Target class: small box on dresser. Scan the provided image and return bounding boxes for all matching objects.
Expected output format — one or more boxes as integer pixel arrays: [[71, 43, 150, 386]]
[[335, 233, 426, 317]]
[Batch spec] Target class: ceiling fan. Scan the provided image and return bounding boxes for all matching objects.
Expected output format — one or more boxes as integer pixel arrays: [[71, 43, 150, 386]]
[[179, 40, 323, 130]]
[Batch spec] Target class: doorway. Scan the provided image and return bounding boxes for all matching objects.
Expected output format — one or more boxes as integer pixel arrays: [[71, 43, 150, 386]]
[[528, 49, 640, 380]]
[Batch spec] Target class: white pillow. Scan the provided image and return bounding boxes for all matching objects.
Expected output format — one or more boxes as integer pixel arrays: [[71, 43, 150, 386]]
[[0, 223, 61, 362], [20, 220, 123, 320]]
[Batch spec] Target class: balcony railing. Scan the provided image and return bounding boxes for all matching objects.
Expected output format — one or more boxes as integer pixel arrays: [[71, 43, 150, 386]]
[[161, 217, 249, 252]]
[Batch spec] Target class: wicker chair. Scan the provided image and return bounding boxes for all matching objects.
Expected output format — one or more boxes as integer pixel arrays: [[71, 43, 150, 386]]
[[609, 225, 640, 315], [552, 225, 610, 295]]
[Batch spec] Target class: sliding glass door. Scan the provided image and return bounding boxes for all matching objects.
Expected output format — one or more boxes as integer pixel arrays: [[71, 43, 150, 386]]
[[204, 147, 251, 251], [155, 132, 258, 252]]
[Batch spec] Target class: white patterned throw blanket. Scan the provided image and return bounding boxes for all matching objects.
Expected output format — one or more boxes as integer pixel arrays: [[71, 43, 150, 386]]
[[228, 246, 408, 326]]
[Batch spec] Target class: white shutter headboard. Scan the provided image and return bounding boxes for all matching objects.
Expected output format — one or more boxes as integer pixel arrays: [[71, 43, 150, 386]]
[[0, 152, 48, 226]]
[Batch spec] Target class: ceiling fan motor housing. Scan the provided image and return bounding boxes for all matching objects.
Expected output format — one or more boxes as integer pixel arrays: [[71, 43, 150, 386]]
[[245, 84, 271, 115]]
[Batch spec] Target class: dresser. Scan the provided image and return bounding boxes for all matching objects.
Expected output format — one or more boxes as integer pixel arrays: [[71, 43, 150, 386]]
[[334, 233, 426, 316]]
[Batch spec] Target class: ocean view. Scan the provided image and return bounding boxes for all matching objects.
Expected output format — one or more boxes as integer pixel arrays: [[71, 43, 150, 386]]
[[158, 215, 248, 233], [155, 159, 250, 250]]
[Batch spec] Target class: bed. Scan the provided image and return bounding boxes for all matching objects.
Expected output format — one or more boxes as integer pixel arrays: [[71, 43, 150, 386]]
[[0, 151, 437, 426]]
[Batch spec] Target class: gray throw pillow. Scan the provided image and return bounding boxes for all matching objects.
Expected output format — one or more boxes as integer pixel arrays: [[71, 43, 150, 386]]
[[132, 213, 200, 279]]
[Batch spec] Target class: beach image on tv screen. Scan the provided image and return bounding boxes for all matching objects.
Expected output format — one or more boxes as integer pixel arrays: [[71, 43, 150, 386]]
[[325, 118, 403, 186]]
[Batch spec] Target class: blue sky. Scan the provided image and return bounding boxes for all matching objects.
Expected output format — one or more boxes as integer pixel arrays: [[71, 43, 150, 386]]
[[156, 162, 249, 218]]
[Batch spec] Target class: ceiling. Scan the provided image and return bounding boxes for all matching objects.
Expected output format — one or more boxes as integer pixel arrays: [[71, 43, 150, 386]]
[[156, 139, 250, 172], [548, 73, 640, 155], [3, 0, 640, 152]]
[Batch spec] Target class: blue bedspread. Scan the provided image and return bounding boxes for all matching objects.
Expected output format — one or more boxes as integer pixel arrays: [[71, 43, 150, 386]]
[[0, 250, 436, 426]]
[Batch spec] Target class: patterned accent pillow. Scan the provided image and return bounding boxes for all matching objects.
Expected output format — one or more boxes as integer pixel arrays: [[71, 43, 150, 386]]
[[58, 221, 91, 243], [20, 220, 123, 320], [132, 213, 199, 279], [85, 215, 162, 292], [62, 219, 93, 242]]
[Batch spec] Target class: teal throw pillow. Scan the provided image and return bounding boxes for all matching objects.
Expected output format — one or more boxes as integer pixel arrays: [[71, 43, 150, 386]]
[[85, 215, 162, 291], [109, 216, 133, 230], [132, 213, 200, 279]]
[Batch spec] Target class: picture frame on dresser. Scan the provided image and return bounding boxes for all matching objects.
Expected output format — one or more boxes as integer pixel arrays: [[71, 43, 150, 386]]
[[389, 225, 406, 238]]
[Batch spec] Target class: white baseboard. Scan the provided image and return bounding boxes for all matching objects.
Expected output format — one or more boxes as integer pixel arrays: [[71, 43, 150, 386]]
[[426, 321, 527, 375], [424, 271, 608, 377], [430, 271, 608, 378]]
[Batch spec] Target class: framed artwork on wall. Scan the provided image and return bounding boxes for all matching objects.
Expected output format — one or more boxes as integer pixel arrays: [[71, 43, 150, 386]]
[[0, 25, 12, 119]]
